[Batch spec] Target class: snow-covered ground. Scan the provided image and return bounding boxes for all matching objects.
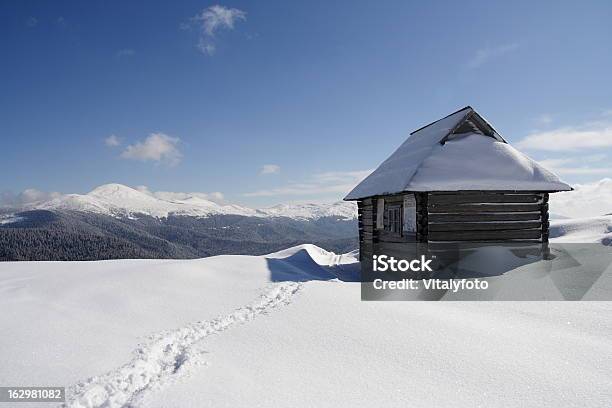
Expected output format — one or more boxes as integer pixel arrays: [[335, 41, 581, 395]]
[[550, 215, 612, 245], [0, 213, 24, 225], [549, 178, 612, 218], [1, 215, 611, 408]]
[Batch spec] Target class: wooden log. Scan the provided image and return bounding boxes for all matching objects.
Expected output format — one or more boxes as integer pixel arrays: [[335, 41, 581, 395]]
[[377, 230, 417, 243], [427, 241, 543, 251], [360, 210, 374, 221], [416, 192, 428, 242], [428, 193, 541, 205], [428, 221, 541, 232], [428, 228, 542, 241], [384, 196, 404, 204], [429, 212, 541, 222], [428, 203, 542, 213], [541, 197, 549, 243]]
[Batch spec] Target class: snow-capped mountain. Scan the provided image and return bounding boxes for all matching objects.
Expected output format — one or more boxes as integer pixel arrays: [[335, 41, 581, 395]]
[[258, 201, 357, 220], [28, 183, 357, 220]]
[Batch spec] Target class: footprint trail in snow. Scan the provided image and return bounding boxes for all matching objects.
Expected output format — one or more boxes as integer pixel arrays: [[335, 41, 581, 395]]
[[62, 282, 302, 408]]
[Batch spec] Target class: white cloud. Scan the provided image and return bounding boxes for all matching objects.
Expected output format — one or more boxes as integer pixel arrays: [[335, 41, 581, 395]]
[[199, 43, 217, 55], [0, 189, 63, 208], [467, 43, 518, 69], [105, 134, 121, 147], [2, 186, 229, 208], [183, 5, 246, 56], [120, 133, 182, 166], [136, 186, 225, 204], [517, 122, 612, 151], [538, 156, 611, 176], [583, 154, 608, 162], [19, 189, 62, 203], [116, 49, 135, 58], [534, 114, 553, 126], [244, 169, 372, 197], [207, 191, 225, 201], [310, 170, 373, 184], [26, 17, 38, 27], [260, 164, 280, 175]]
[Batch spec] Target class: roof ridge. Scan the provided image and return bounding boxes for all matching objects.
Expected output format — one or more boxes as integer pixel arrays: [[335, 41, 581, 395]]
[[410, 106, 472, 135], [344, 106, 570, 201], [401, 108, 473, 191]]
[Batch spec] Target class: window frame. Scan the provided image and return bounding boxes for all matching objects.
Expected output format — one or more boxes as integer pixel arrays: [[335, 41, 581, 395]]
[[384, 203, 403, 236]]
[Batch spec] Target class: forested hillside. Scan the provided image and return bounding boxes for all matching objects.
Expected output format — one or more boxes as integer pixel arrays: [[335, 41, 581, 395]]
[[0, 210, 358, 261]]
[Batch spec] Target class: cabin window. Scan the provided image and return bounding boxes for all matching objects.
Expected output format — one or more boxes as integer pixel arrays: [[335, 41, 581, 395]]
[[385, 204, 402, 235], [376, 198, 385, 229], [403, 194, 416, 233]]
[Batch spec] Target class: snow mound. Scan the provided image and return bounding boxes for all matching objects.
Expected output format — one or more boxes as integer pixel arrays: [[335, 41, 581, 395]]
[[267, 244, 341, 264], [28, 183, 357, 220], [550, 215, 612, 245], [549, 178, 612, 218], [266, 244, 360, 282]]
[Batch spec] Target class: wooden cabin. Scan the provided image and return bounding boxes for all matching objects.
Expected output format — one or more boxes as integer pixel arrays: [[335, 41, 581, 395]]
[[344, 106, 572, 265]]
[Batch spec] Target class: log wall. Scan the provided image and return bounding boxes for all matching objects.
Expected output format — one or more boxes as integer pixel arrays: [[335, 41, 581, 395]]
[[357, 191, 551, 273], [357, 198, 375, 263], [426, 192, 549, 242]]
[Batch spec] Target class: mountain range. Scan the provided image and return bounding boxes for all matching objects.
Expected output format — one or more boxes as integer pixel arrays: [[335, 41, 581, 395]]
[[24, 183, 357, 220], [0, 184, 358, 261]]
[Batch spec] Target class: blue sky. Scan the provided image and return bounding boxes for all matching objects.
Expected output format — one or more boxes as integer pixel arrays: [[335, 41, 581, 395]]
[[1, 1, 611, 207]]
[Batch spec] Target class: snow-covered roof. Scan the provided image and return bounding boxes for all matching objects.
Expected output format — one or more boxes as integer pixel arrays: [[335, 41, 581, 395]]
[[344, 107, 572, 200]]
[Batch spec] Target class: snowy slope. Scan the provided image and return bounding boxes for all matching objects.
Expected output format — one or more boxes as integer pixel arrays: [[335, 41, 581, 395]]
[[1, 233, 611, 407], [257, 201, 357, 220], [0, 214, 24, 225], [549, 178, 612, 218], [550, 215, 612, 245], [27, 183, 357, 220]]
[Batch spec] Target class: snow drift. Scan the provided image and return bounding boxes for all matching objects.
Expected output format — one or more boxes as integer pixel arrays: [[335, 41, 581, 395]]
[[549, 178, 612, 218], [1, 217, 612, 408], [550, 215, 612, 245]]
